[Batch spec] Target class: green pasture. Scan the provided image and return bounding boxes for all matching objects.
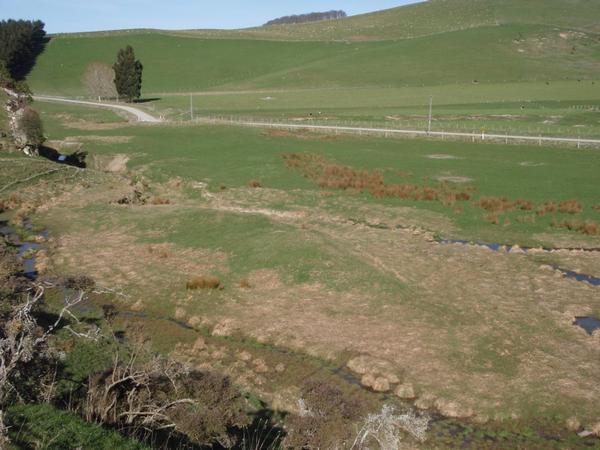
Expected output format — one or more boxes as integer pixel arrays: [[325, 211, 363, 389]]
[[68, 0, 600, 42], [143, 81, 600, 138], [35, 100, 600, 247], [28, 23, 600, 98]]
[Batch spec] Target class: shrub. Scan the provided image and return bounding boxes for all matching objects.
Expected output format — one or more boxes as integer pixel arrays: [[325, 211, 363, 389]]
[[86, 359, 248, 447], [18, 106, 44, 146], [284, 379, 367, 449], [186, 275, 221, 290]]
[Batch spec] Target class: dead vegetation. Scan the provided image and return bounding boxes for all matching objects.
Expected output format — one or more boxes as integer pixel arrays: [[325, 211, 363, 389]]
[[186, 276, 221, 290], [559, 199, 584, 214], [284, 379, 368, 449], [552, 219, 600, 236], [283, 153, 473, 205], [476, 196, 534, 213], [148, 196, 171, 205], [247, 180, 262, 188], [85, 354, 248, 447], [537, 201, 558, 216]]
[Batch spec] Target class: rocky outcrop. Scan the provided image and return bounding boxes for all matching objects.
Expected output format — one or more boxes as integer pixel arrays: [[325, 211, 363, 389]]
[[2, 87, 38, 156]]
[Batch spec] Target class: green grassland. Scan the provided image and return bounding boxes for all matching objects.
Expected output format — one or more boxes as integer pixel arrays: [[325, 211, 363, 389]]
[[63, 0, 600, 42], [5, 0, 600, 444], [27, 3, 600, 139], [36, 100, 600, 247], [17, 101, 600, 429], [29, 24, 600, 96]]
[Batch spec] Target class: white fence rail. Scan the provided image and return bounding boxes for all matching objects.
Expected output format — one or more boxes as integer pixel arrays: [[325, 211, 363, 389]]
[[198, 116, 600, 148]]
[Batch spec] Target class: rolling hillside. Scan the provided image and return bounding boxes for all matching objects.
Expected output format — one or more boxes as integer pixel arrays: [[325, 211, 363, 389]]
[[27, 22, 600, 96]]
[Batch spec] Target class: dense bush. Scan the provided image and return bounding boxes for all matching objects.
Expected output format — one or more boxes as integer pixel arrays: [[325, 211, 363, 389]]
[[265, 10, 346, 26], [17, 106, 45, 146], [0, 19, 47, 80], [113, 46, 143, 102], [284, 379, 367, 449]]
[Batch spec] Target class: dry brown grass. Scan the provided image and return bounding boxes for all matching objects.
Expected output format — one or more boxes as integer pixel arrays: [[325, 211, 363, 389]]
[[476, 196, 516, 213], [239, 278, 252, 289], [283, 153, 472, 205], [592, 204, 600, 212], [558, 199, 583, 214], [6, 192, 22, 209], [266, 129, 340, 141], [186, 275, 221, 290], [148, 196, 171, 205], [247, 180, 262, 188], [147, 244, 171, 259], [553, 219, 599, 235], [514, 199, 534, 211], [537, 201, 558, 216]]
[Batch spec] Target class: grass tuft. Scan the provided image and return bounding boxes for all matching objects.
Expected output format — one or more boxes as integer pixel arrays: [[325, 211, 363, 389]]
[[186, 275, 221, 290]]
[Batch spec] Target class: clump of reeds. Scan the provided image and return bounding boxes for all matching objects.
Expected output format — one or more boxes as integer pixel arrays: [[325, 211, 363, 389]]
[[186, 275, 221, 290], [247, 180, 262, 188], [149, 196, 171, 205], [537, 201, 557, 216], [552, 219, 599, 235], [558, 199, 583, 214]]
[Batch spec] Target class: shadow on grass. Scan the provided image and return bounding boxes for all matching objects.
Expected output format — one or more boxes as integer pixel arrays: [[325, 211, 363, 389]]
[[134, 97, 161, 104]]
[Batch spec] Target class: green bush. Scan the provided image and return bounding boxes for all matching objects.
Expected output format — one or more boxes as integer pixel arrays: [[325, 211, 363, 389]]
[[6, 404, 148, 449], [18, 107, 44, 146]]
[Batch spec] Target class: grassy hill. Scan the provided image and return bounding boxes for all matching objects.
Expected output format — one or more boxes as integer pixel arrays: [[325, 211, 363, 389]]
[[28, 22, 600, 96], [63, 0, 600, 42]]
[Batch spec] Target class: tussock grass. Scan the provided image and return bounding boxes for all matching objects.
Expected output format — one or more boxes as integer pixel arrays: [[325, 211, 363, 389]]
[[148, 196, 171, 205], [537, 201, 558, 216], [283, 153, 472, 205], [186, 275, 221, 290], [558, 199, 583, 214], [247, 180, 262, 188], [553, 219, 599, 236]]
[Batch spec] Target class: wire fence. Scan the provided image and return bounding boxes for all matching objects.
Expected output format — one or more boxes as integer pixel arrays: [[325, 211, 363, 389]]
[[193, 115, 600, 149]]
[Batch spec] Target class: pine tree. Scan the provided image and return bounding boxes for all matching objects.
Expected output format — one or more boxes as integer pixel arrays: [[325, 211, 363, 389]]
[[112, 46, 143, 102]]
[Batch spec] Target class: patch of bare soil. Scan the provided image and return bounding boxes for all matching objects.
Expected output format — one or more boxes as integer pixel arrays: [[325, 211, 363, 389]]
[[89, 154, 131, 173]]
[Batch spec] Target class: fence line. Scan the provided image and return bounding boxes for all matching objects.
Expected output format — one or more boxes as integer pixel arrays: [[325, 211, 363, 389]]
[[195, 115, 600, 148]]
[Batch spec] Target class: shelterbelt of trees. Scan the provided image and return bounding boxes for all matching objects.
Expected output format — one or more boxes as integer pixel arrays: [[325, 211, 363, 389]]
[[264, 10, 347, 26], [0, 20, 47, 81]]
